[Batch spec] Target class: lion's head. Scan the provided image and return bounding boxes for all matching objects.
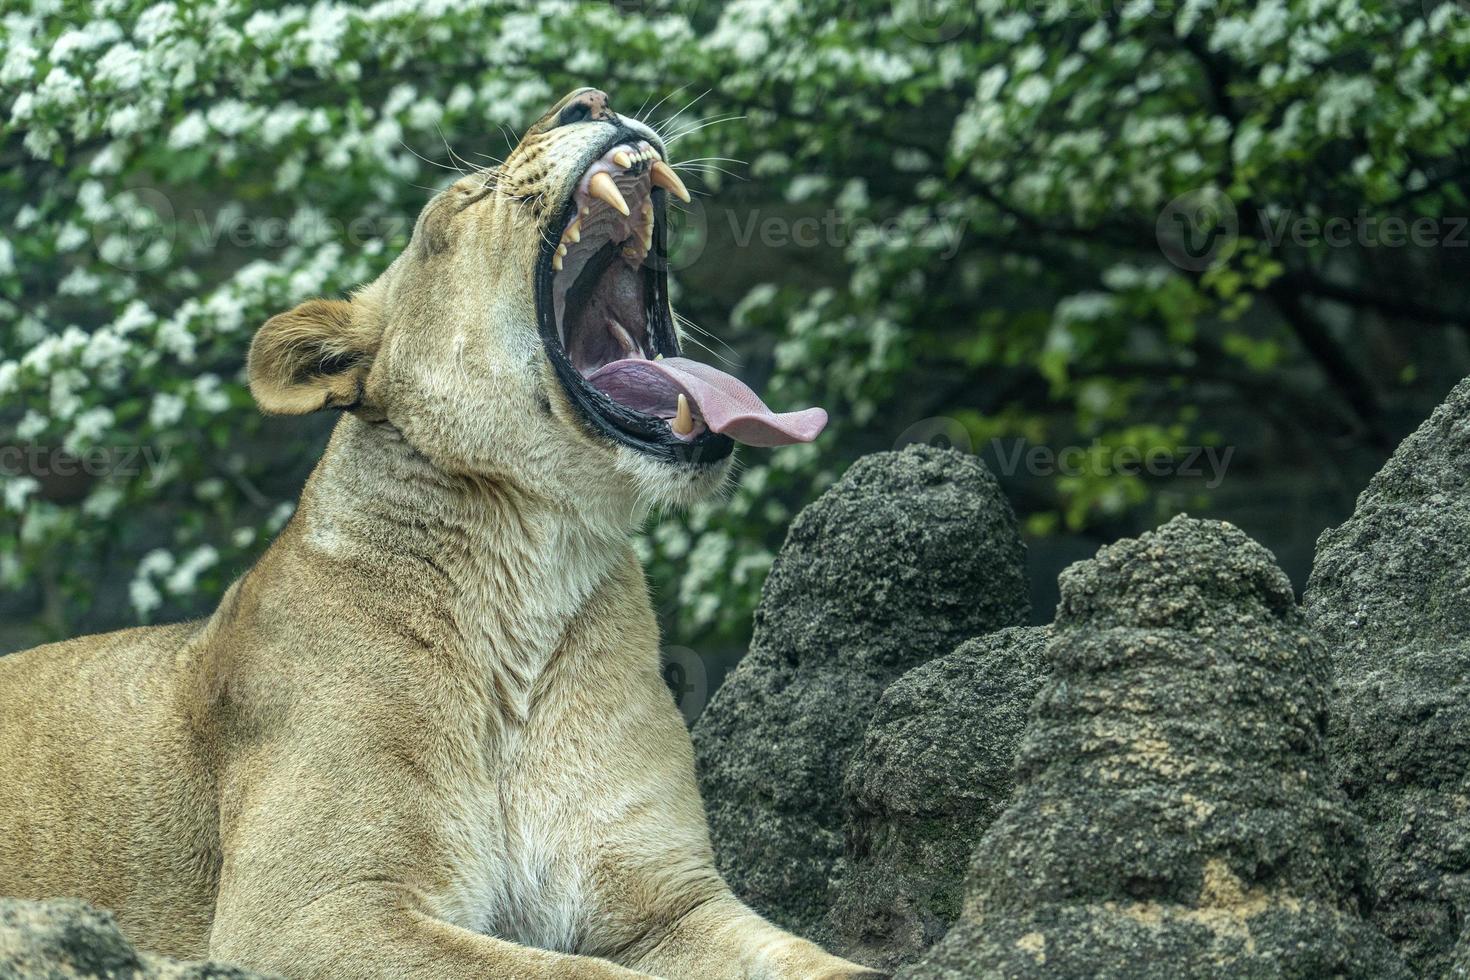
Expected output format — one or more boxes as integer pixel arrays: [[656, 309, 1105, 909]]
[[247, 88, 825, 520]]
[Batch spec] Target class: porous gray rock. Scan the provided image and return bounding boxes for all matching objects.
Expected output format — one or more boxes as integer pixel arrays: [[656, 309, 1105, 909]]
[[0, 898, 271, 979], [692, 445, 1029, 934], [825, 626, 1049, 972], [903, 516, 1408, 979], [1451, 923, 1470, 979], [1307, 376, 1470, 976]]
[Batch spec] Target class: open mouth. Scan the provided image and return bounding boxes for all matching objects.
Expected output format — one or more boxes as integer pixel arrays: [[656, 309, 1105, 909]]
[[534, 130, 827, 464]]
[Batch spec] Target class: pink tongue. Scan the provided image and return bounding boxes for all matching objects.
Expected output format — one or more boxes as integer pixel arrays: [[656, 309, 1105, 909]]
[[584, 356, 827, 447]]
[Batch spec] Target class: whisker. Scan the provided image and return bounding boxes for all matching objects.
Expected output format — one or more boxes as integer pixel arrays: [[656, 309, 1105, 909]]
[[661, 89, 712, 132], [661, 113, 733, 143], [674, 311, 742, 367], [433, 123, 478, 175], [496, 123, 519, 154], [676, 331, 741, 369], [665, 114, 748, 144], [674, 163, 746, 181], [398, 139, 467, 175], [641, 84, 693, 129]]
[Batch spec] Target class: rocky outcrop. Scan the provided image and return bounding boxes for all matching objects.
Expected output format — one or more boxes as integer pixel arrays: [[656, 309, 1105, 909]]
[[1307, 377, 1470, 976], [904, 517, 1407, 979], [0, 898, 271, 978], [1451, 925, 1470, 979], [692, 445, 1029, 934], [825, 626, 1049, 972]]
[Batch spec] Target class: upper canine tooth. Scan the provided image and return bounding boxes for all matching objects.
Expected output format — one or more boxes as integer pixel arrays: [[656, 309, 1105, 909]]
[[589, 172, 630, 216], [612, 150, 632, 169], [650, 161, 691, 203]]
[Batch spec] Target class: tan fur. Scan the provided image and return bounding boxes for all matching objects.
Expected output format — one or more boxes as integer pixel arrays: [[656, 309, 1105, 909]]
[[0, 89, 879, 979]]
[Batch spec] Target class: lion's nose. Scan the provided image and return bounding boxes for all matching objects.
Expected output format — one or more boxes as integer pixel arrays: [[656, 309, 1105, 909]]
[[555, 88, 615, 127]]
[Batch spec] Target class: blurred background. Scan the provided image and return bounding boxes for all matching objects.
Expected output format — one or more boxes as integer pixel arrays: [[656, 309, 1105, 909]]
[[2, 0, 1468, 701]]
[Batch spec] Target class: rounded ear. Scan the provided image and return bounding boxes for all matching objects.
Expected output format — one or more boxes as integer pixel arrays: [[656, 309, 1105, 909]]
[[247, 299, 380, 415]]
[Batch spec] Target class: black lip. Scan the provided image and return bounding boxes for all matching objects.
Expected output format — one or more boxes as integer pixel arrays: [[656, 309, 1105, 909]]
[[536, 126, 734, 466]]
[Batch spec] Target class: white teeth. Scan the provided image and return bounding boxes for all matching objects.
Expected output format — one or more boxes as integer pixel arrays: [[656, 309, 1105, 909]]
[[589, 172, 629, 216], [672, 393, 693, 435], [556, 143, 667, 281], [611, 144, 662, 172], [651, 160, 690, 203]]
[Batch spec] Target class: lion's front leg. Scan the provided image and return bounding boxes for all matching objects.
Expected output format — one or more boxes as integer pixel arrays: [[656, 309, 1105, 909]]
[[619, 893, 884, 980]]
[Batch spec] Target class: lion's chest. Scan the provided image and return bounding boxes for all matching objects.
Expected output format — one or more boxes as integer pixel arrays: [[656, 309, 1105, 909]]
[[434, 733, 603, 954]]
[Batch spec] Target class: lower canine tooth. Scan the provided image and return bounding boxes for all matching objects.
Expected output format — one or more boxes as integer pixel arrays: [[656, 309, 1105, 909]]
[[672, 393, 693, 435]]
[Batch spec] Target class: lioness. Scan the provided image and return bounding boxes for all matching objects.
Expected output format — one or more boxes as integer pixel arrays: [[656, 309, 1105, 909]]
[[0, 88, 880, 980]]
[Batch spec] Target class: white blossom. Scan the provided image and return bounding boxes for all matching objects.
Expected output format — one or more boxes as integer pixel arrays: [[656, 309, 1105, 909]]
[[3, 477, 40, 513], [149, 392, 187, 428]]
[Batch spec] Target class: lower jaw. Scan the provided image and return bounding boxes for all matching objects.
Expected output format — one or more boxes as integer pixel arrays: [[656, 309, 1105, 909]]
[[551, 365, 735, 466]]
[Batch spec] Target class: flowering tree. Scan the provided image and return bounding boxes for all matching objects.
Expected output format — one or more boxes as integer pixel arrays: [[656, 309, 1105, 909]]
[[3, 0, 1468, 648]]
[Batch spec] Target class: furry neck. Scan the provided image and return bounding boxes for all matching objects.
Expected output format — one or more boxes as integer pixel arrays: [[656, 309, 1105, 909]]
[[289, 415, 637, 719]]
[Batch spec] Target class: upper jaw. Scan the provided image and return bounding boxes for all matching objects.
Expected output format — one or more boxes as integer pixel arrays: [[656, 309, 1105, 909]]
[[534, 128, 732, 466]]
